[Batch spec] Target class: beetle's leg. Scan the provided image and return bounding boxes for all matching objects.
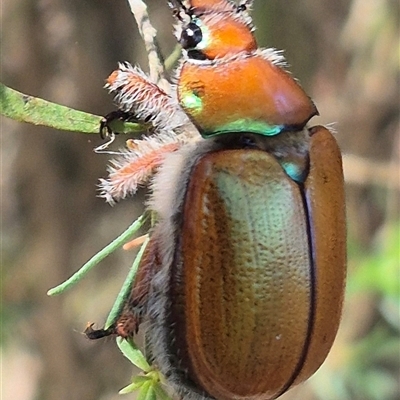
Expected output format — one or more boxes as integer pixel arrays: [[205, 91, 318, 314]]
[[99, 110, 139, 139], [84, 323, 115, 339], [85, 232, 162, 339], [104, 62, 190, 134], [98, 138, 183, 203]]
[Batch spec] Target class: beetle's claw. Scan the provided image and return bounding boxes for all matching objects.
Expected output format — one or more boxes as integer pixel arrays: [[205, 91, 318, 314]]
[[99, 110, 136, 139], [99, 116, 112, 140], [84, 323, 116, 340]]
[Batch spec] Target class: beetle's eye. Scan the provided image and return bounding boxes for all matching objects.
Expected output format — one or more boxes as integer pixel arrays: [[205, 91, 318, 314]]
[[180, 22, 203, 50]]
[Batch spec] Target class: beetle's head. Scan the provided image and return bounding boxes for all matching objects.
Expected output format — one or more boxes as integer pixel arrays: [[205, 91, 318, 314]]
[[168, 0, 256, 60]]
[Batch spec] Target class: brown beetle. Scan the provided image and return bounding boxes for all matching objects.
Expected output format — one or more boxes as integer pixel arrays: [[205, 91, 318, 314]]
[[88, 1, 346, 399]]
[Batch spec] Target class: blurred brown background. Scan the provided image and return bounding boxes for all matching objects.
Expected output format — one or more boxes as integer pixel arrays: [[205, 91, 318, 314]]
[[1, 0, 399, 399]]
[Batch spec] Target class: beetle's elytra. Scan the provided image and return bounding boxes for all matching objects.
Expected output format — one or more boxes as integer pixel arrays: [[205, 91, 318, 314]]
[[89, 1, 347, 399]]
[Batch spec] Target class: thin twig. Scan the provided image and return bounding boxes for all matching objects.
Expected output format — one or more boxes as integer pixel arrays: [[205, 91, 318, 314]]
[[126, 0, 171, 92]]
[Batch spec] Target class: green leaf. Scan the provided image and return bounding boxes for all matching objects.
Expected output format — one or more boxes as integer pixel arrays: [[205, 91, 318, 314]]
[[118, 367, 172, 399], [119, 382, 141, 394], [47, 213, 148, 296], [117, 337, 151, 372], [152, 383, 173, 400], [119, 376, 151, 394], [0, 82, 143, 134], [105, 235, 149, 328], [136, 381, 157, 400]]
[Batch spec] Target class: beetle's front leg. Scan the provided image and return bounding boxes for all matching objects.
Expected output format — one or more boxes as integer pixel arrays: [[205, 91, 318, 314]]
[[99, 110, 139, 139], [85, 232, 162, 340]]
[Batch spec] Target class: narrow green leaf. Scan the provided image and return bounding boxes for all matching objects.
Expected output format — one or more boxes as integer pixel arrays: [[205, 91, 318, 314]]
[[137, 381, 157, 400], [119, 382, 141, 395], [132, 376, 152, 386], [119, 376, 151, 394], [117, 337, 151, 372], [144, 384, 157, 400], [105, 236, 149, 328], [0, 82, 143, 134], [47, 213, 148, 296], [136, 381, 151, 400], [153, 383, 173, 400]]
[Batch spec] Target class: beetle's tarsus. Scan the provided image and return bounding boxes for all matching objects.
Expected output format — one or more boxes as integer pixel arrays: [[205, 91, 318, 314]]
[[99, 110, 136, 139], [84, 323, 116, 340]]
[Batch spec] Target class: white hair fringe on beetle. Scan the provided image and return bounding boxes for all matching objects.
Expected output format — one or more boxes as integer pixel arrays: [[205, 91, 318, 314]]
[[97, 0, 287, 205], [97, 0, 198, 204]]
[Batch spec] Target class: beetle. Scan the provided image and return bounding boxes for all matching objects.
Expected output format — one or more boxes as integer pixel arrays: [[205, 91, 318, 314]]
[[88, 1, 346, 399]]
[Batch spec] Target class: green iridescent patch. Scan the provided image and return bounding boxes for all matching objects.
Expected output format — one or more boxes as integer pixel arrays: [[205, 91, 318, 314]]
[[181, 92, 203, 111], [280, 161, 307, 183], [202, 119, 283, 138]]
